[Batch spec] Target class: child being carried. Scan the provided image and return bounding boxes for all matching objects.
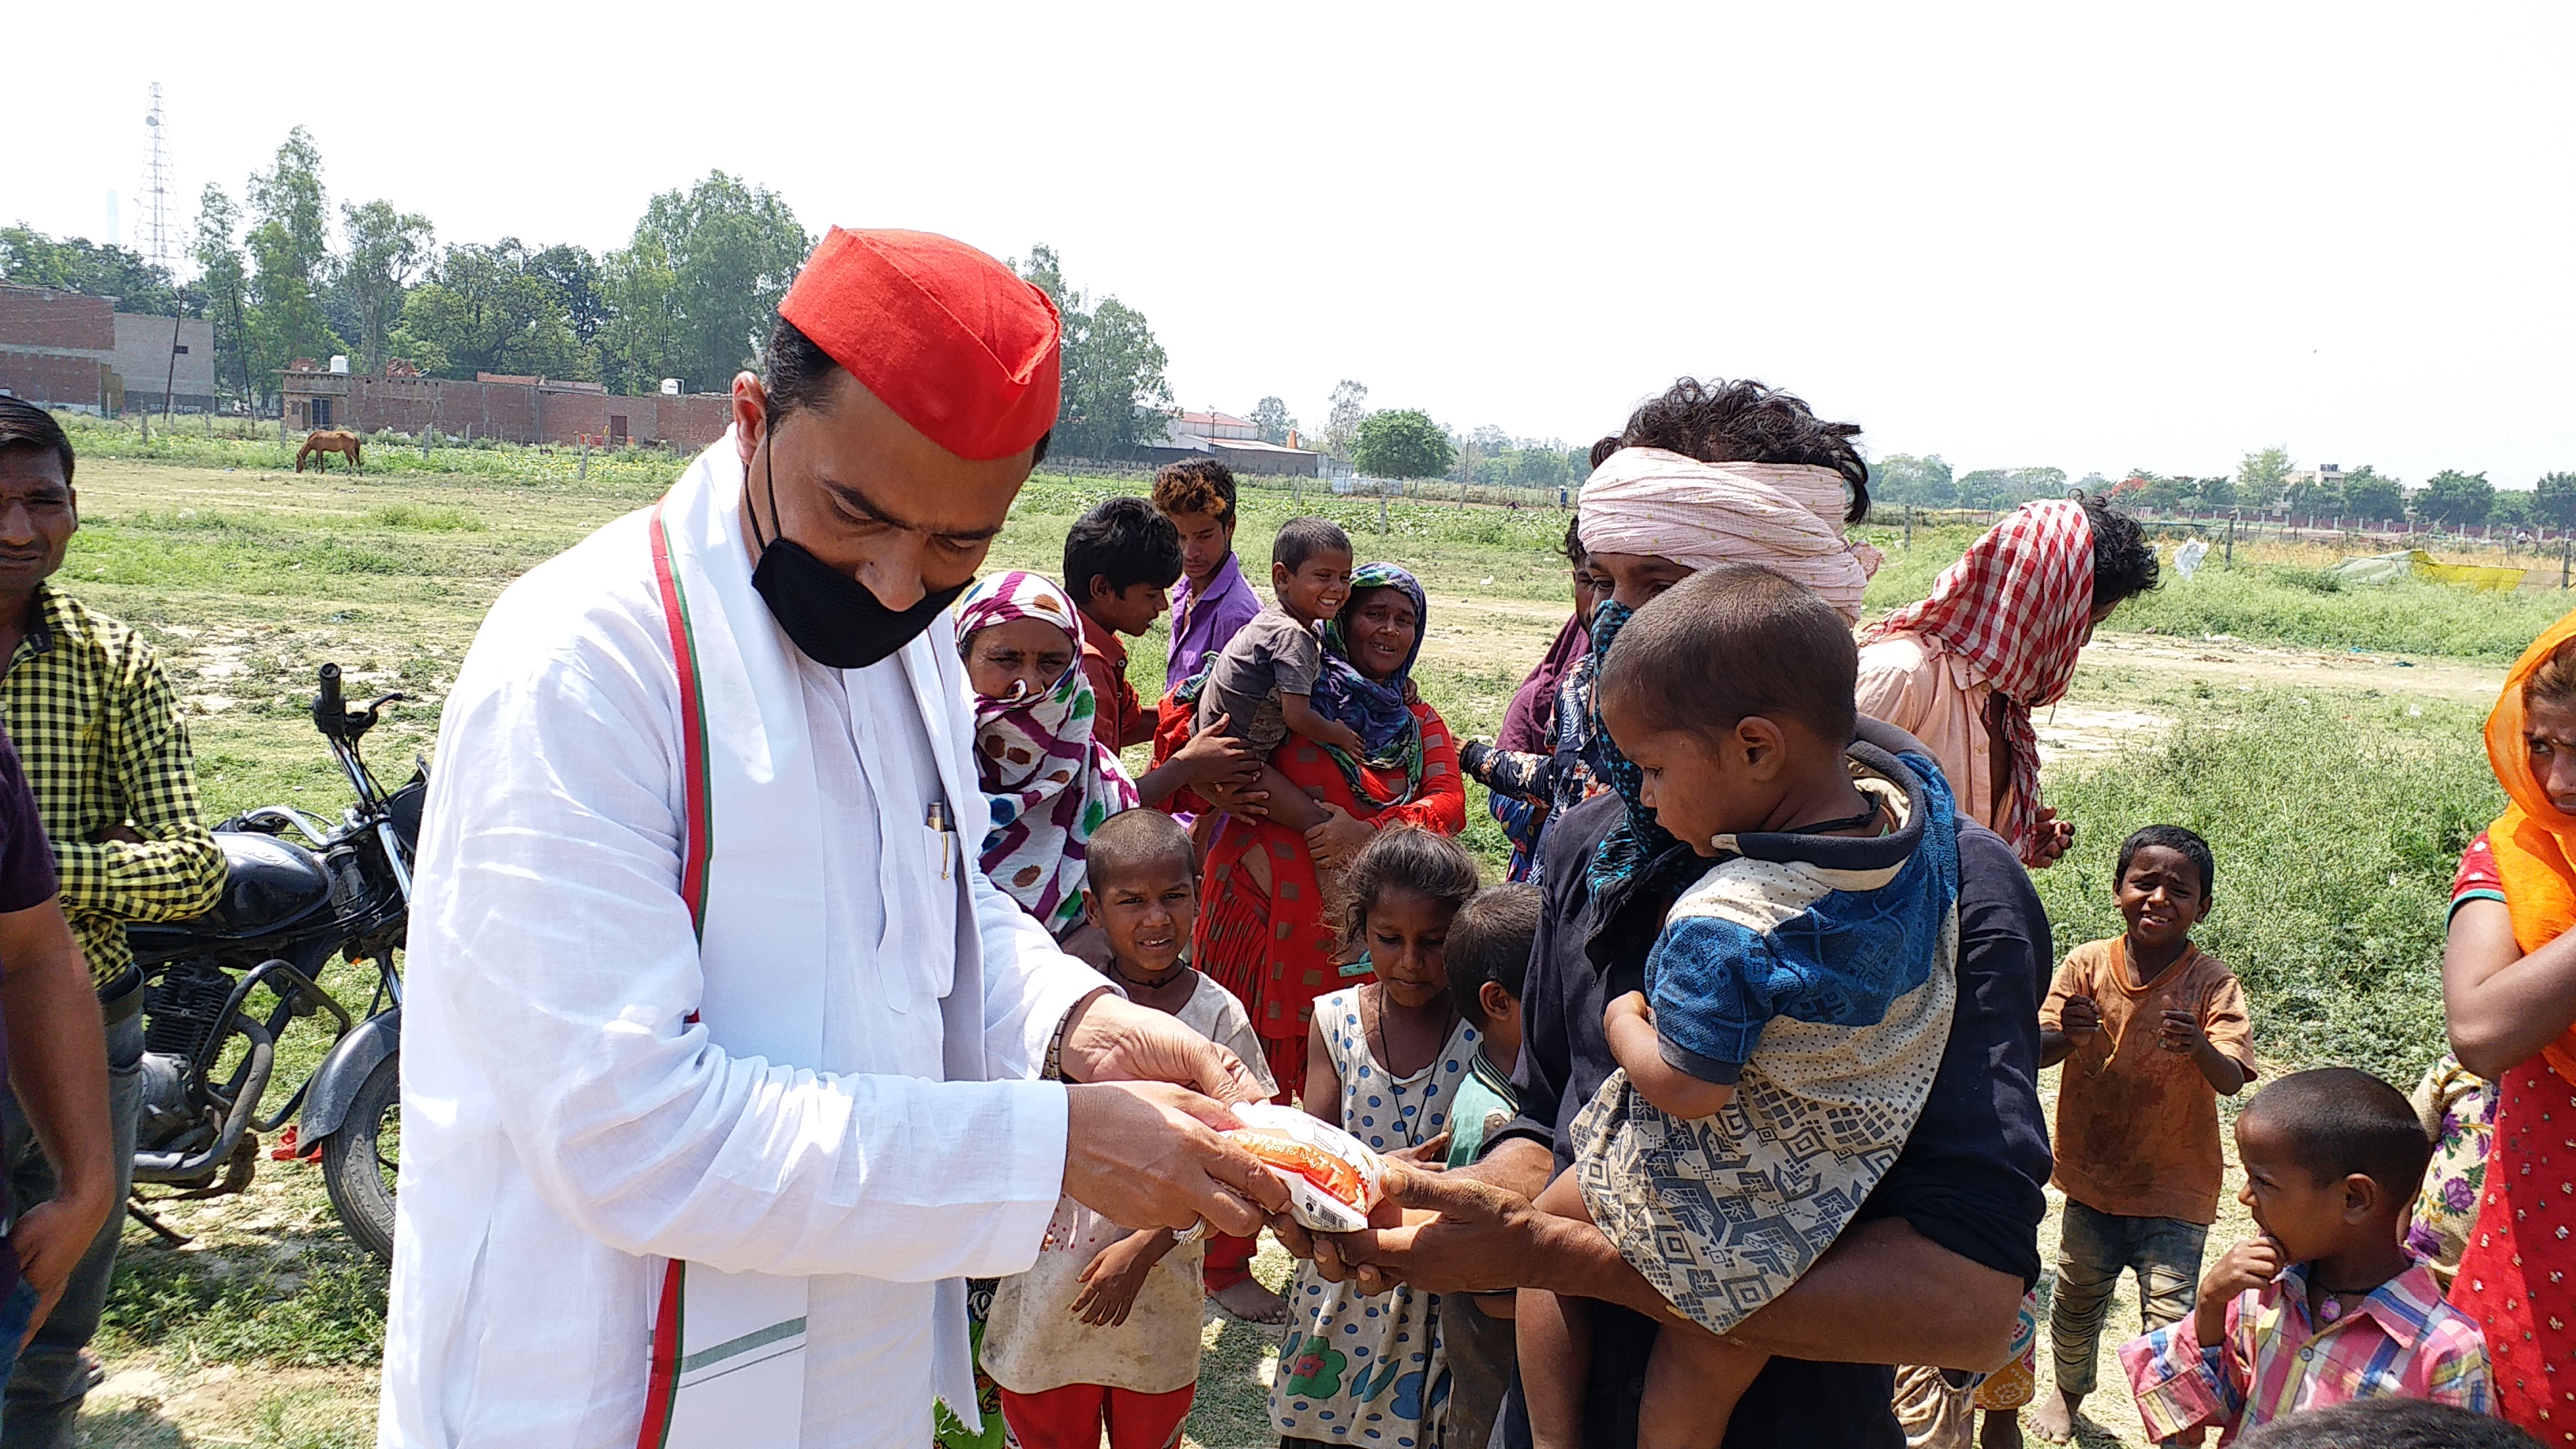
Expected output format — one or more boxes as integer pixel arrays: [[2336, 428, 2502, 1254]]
[[1518, 565, 1964, 1449]]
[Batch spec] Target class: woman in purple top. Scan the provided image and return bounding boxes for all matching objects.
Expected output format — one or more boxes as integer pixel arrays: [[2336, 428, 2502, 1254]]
[[1153, 460, 1264, 691]]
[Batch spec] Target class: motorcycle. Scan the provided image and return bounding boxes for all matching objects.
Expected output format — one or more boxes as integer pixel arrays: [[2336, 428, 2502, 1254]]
[[122, 662, 421, 1262]]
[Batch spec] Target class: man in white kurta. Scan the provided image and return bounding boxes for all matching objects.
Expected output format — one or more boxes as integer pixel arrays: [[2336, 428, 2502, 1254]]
[[380, 229, 1282, 1449]]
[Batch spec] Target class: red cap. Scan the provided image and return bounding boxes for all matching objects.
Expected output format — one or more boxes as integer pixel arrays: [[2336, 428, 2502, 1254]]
[[777, 228, 1063, 462]]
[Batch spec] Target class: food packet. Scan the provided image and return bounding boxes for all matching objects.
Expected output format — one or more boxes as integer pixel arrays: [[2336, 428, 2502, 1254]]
[[1225, 1102, 1387, 1234]]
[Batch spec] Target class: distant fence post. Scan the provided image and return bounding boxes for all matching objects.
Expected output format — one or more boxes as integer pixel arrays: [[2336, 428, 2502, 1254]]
[[1904, 505, 1915, 549], [2562, 536, 2569, 590], [2225, 511, 2237, 569]]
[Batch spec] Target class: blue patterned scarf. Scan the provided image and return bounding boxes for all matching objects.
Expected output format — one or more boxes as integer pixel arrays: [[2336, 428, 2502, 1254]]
[[1583, 597, 1702, 904]]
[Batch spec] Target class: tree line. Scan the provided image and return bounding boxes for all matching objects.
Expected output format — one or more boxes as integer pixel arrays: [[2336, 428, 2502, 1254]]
[[1870, 445, 2576, 532], [0, 130, 1182, 461]]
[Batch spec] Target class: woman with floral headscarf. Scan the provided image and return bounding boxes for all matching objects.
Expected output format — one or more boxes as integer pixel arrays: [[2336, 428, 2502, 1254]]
[[954, 571, 1140, 942]]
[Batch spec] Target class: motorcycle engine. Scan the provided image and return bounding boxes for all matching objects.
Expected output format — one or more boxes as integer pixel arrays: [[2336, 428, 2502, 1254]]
[[134, 1052, 203, 1151], [137, 961, 237, 1152]]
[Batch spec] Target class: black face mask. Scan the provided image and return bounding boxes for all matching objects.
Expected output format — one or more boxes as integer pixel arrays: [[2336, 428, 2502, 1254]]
[[747, 417, 967, 670]]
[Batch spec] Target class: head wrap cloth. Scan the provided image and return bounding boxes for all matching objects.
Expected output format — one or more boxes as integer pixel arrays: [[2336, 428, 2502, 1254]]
[[777, 227, 1062, 462], [1859, 499, 2096, 862], [1575, 447, 1882, 623], [1576, 446, 1881, 899], [2481, 608, 2576, 1087], [954, 571, 1139, 935]]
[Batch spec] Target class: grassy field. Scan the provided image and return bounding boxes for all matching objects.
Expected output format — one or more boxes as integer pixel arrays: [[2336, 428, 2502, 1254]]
[[37, 417, 2560, 1444]]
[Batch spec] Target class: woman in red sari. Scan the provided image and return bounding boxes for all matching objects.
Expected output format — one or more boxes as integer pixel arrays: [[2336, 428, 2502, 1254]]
[[2444, 607, 2576, 1438], [1153, 563, 1466, 1100]]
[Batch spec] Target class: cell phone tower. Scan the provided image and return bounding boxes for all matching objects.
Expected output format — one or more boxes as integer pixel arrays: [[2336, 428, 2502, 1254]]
[[138, 82, 173, 273]]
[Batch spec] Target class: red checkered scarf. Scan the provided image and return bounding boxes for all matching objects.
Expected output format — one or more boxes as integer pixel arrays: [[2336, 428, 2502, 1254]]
[[1861, 499, 2095, 862]]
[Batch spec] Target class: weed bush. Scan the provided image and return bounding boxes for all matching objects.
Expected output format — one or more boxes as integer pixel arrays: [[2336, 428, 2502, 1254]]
[[2032, 691, 2499, 1080]]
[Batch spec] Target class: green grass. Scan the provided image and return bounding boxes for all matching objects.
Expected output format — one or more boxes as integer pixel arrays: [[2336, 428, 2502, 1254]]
[[1865, 522, 2576, 661], [2031, 690, 2499, 1080], [43, 434, 2564, 1445]]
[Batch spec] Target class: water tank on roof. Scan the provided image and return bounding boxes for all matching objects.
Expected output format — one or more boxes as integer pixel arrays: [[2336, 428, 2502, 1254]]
[[328, 356, 349, 374], [659, 379, 681, 396]]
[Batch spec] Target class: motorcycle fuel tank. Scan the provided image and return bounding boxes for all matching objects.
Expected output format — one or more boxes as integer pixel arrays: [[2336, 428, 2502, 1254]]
[[191, 832, 336, 936]]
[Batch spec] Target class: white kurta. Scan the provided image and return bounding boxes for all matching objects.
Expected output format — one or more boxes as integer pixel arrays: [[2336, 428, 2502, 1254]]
[[380, 442, 1106, 1448]]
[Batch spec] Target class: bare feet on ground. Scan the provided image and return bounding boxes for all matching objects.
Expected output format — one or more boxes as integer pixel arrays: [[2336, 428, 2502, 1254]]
[[1212, 1277, 1289, 1325], [1980, 1406, 2026, 1449], [2028, 1391, 2081, 1445]]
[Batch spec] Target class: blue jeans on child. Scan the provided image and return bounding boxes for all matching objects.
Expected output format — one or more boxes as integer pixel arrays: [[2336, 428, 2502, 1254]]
[[2048, 1199, 2208, 1398]]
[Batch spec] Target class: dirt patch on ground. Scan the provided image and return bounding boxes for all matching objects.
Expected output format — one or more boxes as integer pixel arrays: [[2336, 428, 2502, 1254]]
[[2080, 631, 2504, 704]]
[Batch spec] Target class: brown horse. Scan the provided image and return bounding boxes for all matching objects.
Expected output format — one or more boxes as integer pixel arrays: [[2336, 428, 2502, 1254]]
[[296, 430, 364, 473]]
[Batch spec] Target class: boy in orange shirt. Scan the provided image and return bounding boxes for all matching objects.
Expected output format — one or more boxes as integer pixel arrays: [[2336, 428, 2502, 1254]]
[[2031, 825, 2257, 1446]]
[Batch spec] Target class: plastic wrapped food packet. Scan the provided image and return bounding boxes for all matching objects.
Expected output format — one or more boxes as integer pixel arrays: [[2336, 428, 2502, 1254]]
[[1225, 1102, 1387, 1233]]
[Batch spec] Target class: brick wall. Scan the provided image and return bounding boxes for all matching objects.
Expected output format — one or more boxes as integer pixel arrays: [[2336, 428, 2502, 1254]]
[[277, 370, 735, 449], [0, 287, 114, 352], [0, 354, 108, 410]]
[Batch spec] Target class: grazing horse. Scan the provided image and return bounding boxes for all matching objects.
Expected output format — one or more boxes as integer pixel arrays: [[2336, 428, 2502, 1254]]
[[297, 429, 364, 473]]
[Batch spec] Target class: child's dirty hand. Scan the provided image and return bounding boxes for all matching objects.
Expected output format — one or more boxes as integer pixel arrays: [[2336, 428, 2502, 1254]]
[[2157, 1007, 2207, 1054], [2195, 1235, 2284, 1346], [2057, 994, 2102, 1043], [1386, 1132, 1451, 1167], [1072, 1230, 1170, 1327]]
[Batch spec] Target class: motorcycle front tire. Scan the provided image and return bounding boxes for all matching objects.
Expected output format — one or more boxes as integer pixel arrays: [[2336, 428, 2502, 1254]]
[[320, 1049, 399, 1264]]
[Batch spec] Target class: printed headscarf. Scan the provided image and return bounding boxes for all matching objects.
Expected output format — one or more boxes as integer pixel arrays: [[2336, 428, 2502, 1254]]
[[1860, 499, 2096, 863], [1577, 447, 1883, 623], [955, 571, 1140, 935], [1312, 563, 1429, 812], [2481, 606, 2576, 1086]]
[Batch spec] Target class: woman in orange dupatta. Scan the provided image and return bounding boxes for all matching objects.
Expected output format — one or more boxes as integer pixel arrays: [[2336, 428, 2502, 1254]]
[[2444, 606, 2576, 1436]]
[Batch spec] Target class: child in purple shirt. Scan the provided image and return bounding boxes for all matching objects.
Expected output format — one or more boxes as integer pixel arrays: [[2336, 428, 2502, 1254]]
[[1152, 460, 1263, 691]]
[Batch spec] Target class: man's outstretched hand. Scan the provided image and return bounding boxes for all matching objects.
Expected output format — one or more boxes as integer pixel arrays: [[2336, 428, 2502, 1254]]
[[1062, 1080, 1289, 1237], [1059, 989, 1269, 1103], [1279, 1161, 1552, 1298]]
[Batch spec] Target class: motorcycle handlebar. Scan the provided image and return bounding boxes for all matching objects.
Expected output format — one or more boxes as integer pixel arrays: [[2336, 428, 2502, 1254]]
[[315, 664, 346, 737]]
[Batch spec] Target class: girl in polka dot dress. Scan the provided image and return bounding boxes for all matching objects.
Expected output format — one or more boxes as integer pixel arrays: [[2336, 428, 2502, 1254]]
[[1272, 826, 1484, 1449]]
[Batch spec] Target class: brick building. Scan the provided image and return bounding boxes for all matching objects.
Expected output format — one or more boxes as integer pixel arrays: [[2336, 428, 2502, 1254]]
[[1133, 409, 1321, 477], [0, 284, 219, 414], [279, 366, 732, 450]]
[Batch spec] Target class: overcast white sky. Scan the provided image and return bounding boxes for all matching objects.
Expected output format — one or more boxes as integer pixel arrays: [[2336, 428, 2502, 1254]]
[[12, 2, 2573, 485]]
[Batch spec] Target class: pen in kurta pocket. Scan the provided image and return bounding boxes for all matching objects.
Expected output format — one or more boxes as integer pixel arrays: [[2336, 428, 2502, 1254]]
[[927, 802, 950, 878]]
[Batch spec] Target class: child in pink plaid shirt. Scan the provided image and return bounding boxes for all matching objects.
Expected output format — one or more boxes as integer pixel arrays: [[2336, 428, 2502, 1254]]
[[2121, 1068, 2490, 1445]]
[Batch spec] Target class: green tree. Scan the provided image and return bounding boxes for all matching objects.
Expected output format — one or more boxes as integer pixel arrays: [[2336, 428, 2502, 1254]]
[[530, 245, 608, 346], [2237, 446, 2293, 509], [0, 227, 189, 314], [1017, 245, 1174, 459], [242, 127, 343, 399], [1870, 454, 1954, 507], [334, 200, 433, 372], [395, 241, 591, 381], [594, 236, 682, 395], [625, 172, 808, 395], [1322, 380, 1369, 461], [191, 185, 253, 406], [1249, 396, 1297, 444], [1351, 410, 1455, 482], [2283, 471, 2342, 517], [2417, 470, 2495, 528], [2533, 472, 2576, 530], [2491, 491, 2535, 531], [2342, 466, 2404, 524], [2192, 474, 2237, 510], [2130, 472, 2190, 511]]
